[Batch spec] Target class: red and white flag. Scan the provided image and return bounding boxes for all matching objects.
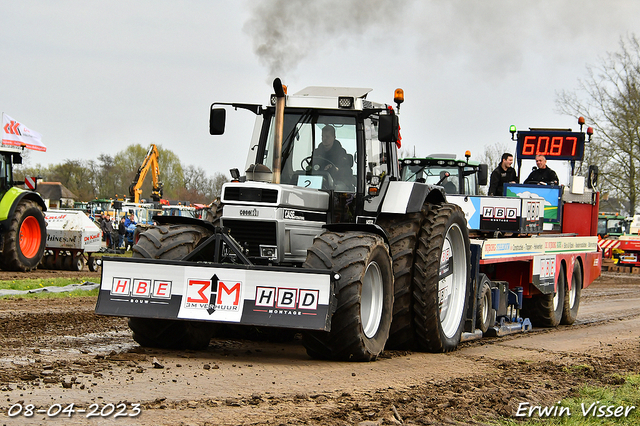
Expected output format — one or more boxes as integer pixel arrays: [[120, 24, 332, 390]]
[[2, 113, 46, 152]]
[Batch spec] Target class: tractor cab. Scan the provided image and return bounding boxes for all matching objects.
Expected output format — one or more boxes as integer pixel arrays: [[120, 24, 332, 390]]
[[400, 153, 488, 195], [0, 146, 21, 196], [211, 82, 402, 225]]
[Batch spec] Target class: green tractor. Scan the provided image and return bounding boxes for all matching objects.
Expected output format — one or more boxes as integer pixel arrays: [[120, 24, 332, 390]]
[[0, 146, 47, 271], [400, 152, 488, 195]]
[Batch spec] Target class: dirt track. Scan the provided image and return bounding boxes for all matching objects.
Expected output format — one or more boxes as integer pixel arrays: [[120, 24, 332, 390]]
[[0, 272, 638, 425]]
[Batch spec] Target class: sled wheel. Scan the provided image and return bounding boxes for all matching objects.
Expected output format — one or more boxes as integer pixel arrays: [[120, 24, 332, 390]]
[[88, 255, 100, 272], [128, 225, 218, 350], [476, 274, 495, 334], [0, 200, 46, 272], [54, 254, 65, 270], [72, 255, 85, 272], [561, 261, 582, 325], [302, 231, 394, 361], [376, 213, 422, 349], [413, 203, 471, 353], [43, 254, 56, 270], [63, 255, 74, 270], [523, 263, 566, 327]]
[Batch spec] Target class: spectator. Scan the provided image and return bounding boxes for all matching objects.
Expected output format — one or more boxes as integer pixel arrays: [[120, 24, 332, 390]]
[[488, 153, 518, 196], [124, 213, 136, 227], [118, 217, 126, 249], [101, 215, 114, 248]]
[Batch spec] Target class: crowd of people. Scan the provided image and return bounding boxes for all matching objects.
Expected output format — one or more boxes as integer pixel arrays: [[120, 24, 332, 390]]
[[97, 213, 136, 251]]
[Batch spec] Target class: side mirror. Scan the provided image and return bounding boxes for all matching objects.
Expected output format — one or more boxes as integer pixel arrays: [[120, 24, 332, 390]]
[[12, 153, 22, 164], [378, 115, 398, 142], [587, 165, 598, 189], [210, 107, 226, 135], [478, 164, 488, 186]]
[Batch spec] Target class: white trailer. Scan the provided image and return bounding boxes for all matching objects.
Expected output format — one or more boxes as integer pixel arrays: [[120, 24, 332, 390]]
[[42, 209, 102, 271]]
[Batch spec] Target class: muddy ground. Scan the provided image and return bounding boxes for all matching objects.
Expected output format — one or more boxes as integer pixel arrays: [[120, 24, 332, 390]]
[[0, 272, 638, 425]]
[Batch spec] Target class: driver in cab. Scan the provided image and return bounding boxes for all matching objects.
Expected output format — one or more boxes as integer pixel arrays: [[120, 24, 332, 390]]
[[313, 125, 352, 186]]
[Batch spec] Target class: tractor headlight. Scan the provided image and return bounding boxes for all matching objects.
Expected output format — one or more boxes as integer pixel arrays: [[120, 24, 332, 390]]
[[260, 245, 278, 260]]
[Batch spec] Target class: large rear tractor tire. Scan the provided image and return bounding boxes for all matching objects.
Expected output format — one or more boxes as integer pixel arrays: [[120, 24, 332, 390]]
[[0, 200, 46, 272], [413, 203, 471, 353], [561, 261, 582, 325], [302, 231, 394, 361], [127, 224, 218, 350], [522, 263, 566, 327], [376, 213, 422, 349]]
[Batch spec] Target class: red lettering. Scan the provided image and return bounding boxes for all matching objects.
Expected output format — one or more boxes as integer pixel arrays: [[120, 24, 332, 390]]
[[114, 279, 129, 293], [217, 282, 241, 305], [550, 137, 562, 155], [156, 282, 169, 297], [187, 279, 210, 304], [134, 280, 149, 294], [523, 136, 536, 155], [567, 136, 577, 156], [536, 136, 549, 156]]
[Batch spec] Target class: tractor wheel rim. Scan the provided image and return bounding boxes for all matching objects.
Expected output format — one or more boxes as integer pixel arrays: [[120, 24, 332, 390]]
[[19, 216, 41, 258], [482, 290, 490, 323], [569, 283, 576, 308], [361, 261, 384, 339], [439, 223, 467, 338]]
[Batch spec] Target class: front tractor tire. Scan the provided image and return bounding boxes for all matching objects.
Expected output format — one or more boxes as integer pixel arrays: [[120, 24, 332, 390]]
[[302, 231, 394, 361], [0, 200, 46, 272], [127, 224, 218, 350], [413, 203, 471, 353]]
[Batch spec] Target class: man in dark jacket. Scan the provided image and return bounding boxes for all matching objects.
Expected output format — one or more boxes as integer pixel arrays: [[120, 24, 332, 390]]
[[101, 215, 114, 248], [524, 155, 559, 185], [117, 217, 126, 249], [312, 125, 353, 189], [488, 153, 518, 196]]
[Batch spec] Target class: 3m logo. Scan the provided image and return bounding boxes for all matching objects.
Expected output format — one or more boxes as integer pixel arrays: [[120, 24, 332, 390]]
[[3, 120, 21, 135], [482, 207, 517, 219], [110, 277, 171, 299], [254, 286, 319, 310], [184, 274, 242, 312]]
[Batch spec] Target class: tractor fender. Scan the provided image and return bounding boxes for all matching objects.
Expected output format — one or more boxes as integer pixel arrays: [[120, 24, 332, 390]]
[[379, 181, 445, 214], [323, 223, 389, 246], [152, 214, 218, 233], [0, 187, 46, 227]]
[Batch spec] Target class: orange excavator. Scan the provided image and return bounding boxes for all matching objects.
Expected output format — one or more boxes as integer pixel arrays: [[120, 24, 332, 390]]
[[129, 144, 163, 203]]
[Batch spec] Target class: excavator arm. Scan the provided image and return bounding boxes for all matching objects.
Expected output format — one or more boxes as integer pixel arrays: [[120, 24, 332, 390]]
[[129, 144, 164, 203]]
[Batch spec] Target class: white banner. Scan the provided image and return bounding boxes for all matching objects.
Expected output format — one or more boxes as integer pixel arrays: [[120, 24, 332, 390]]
[[2, 113, 46, 152]]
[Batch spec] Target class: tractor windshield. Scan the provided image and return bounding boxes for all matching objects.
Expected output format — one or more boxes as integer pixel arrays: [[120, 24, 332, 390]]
[[261, 111, 358, 192], [403, 164, 460, 194]]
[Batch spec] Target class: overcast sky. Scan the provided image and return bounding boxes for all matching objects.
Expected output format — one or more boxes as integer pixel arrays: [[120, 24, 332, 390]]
[[2, 1, 639, 184]]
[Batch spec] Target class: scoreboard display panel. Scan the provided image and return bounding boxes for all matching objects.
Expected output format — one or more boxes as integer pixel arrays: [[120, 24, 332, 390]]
[[516, 130, 586, 161]]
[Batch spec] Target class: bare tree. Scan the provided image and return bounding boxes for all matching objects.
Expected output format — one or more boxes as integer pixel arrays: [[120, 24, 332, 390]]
[[478, 141, 511, 172], [556, 34, 640, 214]]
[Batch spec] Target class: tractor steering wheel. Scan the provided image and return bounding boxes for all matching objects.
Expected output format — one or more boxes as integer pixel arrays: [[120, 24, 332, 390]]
[[301, 155, 337, 171]]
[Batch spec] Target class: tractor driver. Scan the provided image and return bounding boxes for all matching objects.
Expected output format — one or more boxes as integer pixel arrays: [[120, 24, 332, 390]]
[[524, 155, 559, 185], [313, 125, 353, 189]]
